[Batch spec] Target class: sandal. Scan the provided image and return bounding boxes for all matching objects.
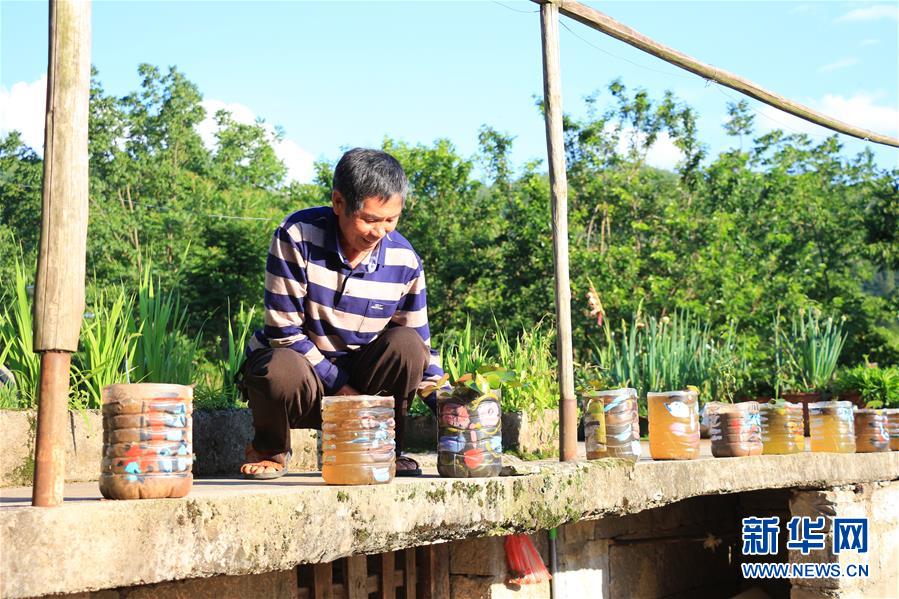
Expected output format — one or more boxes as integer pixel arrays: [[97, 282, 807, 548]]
[[395, 454, 422, 477], [241, 445, 292, 480]]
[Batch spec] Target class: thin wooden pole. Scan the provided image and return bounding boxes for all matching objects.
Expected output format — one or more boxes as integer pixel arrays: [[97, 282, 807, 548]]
[[540, 0, 578, 462], [537, 0, 898, 148], [32, 0, 92, 507]]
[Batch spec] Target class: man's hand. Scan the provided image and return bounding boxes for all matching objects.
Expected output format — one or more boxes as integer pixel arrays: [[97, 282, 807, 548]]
[[334, 384, 361, 396]]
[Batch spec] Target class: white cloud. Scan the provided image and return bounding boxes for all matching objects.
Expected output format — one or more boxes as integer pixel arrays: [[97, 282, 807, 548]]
[[199, 99, 314, 184], [613, 126, 684, 171], [756, 92, 899, 138], [860, 38, 880, 46], [0, 80, 315, 183], [836, 5, 899, 22], [644, 131, 684, 171], [818, 93, 899, 135], [817, 58, 859, 73], [0, 75, 47, 153]]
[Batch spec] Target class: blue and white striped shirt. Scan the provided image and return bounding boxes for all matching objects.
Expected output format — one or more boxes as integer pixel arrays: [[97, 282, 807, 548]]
[[248, 206, 445, 396]]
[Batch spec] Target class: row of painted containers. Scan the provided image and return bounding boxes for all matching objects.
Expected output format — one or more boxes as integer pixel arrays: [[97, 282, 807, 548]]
[[99, 383, 895, 499], [98, 383, 502, 496], [584, 388, 899, 462]]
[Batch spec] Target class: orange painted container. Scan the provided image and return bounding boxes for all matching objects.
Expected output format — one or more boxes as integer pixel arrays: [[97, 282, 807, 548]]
[[648, 390, 700, 460], [809, 401, 855, 453], [760, 401, 805, 455]]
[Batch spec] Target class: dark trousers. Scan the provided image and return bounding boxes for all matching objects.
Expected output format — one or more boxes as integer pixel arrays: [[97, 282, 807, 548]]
[[241, 326, 430, 454]]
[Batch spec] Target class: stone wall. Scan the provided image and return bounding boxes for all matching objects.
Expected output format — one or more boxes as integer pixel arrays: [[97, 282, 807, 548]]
[[443, 483, 899, 599], [444, 495, 745, 598], [404, 409, 559, 456], [789, 482, 899, 598]]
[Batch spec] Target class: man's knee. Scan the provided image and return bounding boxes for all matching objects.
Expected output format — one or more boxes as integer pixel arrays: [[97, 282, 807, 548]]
[[380, 327, 429, 370], [245, 348, 319, 400]]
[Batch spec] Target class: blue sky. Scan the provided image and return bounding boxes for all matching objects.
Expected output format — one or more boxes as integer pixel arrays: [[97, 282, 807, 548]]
[[2, 1, 897, 182]]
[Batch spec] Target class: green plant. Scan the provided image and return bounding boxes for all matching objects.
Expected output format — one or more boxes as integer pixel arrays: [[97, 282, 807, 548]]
[[590, 309, 747, 409], [132, 264, 200, 384], [592, 313, 641, 393], [224, 302, 255, 403], [492, 318, 557, 416], [701, 322, 752, 403], [836, 363, 899, 408], [72, 287, 140, 409], [781, 308, 846, 393], [0, 259, 40, 407], [441, 317, 491, 384]]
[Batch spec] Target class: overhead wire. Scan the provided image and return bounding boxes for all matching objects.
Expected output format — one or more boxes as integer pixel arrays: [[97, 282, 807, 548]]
[[493, 0, 857, 144]]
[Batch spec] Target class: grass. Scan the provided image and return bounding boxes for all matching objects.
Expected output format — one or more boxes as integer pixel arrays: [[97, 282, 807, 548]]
[[132, 264, 200, 385], [71, 287, 140, 409], [0, 259, 40, 408], [0, 258, 209, 410]]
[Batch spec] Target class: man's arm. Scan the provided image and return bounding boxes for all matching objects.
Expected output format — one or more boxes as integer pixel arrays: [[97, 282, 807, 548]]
[[389, 266, 448, 410], [261, 224, 350, 393]]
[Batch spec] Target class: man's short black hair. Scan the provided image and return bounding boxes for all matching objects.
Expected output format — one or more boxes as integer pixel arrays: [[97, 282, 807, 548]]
[[332, 148, 408, 215]]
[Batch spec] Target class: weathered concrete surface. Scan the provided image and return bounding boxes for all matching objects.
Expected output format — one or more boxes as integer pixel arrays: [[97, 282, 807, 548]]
[[0, 409, 102, 487], [0, 409, 319, 487], [1, 450, 896, 598]]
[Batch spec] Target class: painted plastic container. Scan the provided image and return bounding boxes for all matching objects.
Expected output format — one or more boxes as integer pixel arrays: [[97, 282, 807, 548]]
[[760, 401, 805, 455], [100, 383, 193, 500], [708, 401, 762, 458], [808, 401, 855, 453], [854, 409, 890, 453], [885, 409, 899, 451], [321, 395, 395, 485], [584, 388, 640, 462], [437, 386, 502, 478], [648, 390, 700, 460]]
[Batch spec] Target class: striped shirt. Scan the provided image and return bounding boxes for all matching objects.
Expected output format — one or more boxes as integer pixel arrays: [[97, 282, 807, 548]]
[[248, 206, 445, 397]]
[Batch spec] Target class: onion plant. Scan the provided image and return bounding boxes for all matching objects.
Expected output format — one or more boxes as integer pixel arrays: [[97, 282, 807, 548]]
[[781, 308, 846, 393], [591, 310, 749, 410]]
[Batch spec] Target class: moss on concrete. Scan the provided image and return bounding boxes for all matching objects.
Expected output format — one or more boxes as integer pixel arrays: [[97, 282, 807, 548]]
[[425, 485, 448, 503]]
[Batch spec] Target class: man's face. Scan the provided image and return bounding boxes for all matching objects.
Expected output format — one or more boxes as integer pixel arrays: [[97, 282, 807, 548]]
[[332, 192, 403, 257]]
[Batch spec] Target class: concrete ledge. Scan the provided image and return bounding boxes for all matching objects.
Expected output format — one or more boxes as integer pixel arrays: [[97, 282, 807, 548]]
[[1, 450, 897, 598]]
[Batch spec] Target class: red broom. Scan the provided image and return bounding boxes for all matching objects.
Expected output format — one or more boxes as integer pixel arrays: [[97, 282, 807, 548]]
[[504, 534, 551, 585]]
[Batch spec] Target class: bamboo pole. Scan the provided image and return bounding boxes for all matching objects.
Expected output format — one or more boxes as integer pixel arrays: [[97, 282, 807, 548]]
[[533, 0, 899, 148], [540, 1, 578, 462], [32, 0, 92, 508]]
